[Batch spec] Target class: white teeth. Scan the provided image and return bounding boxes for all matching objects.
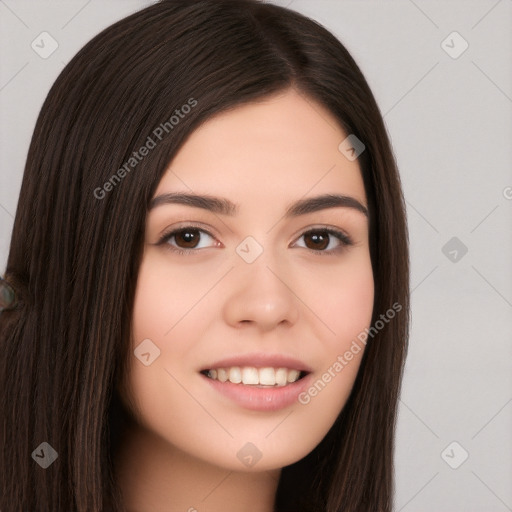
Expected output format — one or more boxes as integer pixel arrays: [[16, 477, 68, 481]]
[[217, 368, 228, 382], [241, 367, 259, 385], [287, 369, 300, 383], [229, 367, 242, 384], [275, 368, 287, 386], [206, 366, 303, 386], [259, 367, 275, 385]]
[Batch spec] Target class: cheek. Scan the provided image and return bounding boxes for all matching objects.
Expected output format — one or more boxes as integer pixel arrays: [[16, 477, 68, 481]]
[[131, 252, 213, 345], [332, 261, 374, 342], [302, 251, 374, 352], [326, 257, 374, 392], [127, 255, 202, 420]]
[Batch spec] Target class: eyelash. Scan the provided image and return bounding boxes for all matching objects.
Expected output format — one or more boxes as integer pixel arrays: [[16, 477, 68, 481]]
[[156, 224, 354, 256]]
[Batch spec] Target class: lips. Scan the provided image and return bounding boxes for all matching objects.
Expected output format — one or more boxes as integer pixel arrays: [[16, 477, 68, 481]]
[[198, 353, 312, 410], [200, 353, 311, 387]]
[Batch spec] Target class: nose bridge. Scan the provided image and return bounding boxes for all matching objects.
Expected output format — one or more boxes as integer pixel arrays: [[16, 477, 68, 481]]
[[222, 238, 300, 329]]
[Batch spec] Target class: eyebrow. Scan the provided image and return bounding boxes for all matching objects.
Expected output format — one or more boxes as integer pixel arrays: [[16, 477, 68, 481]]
[[149, 192, 368, 218]]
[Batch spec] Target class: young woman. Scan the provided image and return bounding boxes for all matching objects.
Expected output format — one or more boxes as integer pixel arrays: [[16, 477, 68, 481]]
[[0, 1, 409, 510]]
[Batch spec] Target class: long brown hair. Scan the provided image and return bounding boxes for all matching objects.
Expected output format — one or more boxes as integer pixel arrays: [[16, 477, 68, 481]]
[[0, 1, 409, 510]]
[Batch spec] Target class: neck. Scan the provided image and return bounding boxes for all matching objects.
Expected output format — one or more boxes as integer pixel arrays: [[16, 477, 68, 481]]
[[114, 418, 281, 512]]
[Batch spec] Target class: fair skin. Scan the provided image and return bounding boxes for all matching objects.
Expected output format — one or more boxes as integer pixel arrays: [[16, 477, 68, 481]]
[[115, 88, 374, 512]]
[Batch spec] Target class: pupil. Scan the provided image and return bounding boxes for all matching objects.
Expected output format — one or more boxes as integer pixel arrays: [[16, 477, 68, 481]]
[[305, 232, 328, 250], [176, 229, 199, 248]]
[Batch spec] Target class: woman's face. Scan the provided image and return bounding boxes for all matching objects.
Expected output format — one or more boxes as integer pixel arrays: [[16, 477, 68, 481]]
[[120, 88, 374, 471]]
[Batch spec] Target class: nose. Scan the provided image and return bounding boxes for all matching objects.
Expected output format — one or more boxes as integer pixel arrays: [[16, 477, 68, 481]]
[[222, 252, 300, 332]]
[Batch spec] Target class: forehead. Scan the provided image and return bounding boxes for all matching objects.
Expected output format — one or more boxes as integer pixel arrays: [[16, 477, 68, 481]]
[[155, 88, 366, 206]]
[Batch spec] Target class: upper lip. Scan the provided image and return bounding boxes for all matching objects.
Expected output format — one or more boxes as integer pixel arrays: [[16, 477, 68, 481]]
[[200, 353, 313, 373]]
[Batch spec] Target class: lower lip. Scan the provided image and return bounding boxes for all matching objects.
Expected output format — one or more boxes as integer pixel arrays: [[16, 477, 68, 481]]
[[200, 372, 313, 412]]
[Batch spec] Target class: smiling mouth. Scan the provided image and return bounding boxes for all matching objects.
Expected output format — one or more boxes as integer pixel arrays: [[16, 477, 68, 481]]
[[200, 367, 309, 387]]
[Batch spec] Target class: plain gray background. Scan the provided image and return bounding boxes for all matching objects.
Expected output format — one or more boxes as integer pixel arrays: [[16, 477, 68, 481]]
[[1, 1, 511, 510]]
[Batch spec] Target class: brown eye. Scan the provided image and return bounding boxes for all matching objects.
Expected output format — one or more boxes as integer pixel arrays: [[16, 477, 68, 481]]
[[174, 229, 201, 248], [303, 231, 329, 250], [158, 226, 218, 254], [294, 228, 353, 255]]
